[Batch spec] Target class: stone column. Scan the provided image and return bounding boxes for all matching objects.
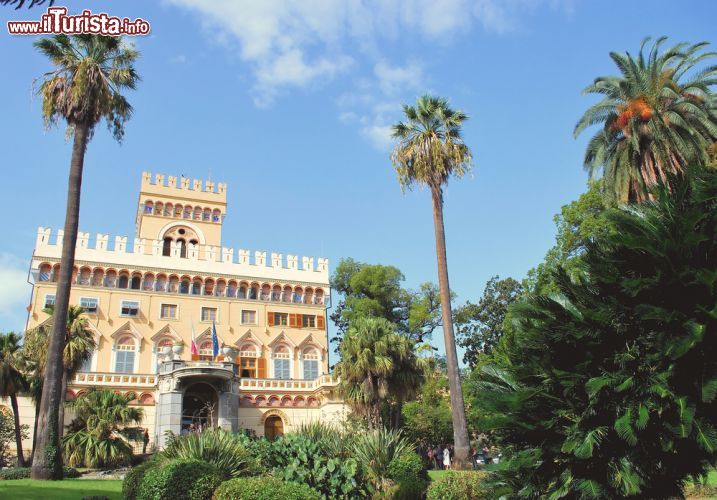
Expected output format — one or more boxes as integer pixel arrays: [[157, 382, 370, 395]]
[[155, 362, 184, 449]]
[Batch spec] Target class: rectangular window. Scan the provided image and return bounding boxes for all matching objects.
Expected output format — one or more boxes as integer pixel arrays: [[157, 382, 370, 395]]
[[274, 312, 288, 326], [201, 307, 218, 322], [303, 359, 319, 380], [80, 297, 99, 315], [120, 300, 140, 317], [44, 294, 56, 309], [302, 315, 316, 328], [274, 359, 290, 379], [241, 310, 257, 325], [114, 350, 135, 373], [160, 304, 178, 320], [79, 355, 93, 373]]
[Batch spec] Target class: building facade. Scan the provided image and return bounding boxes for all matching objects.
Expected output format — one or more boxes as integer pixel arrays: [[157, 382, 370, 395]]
[[10, 172, 346, 452]]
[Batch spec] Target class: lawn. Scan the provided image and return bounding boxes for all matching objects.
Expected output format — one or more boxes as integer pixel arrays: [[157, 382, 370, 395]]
[[0, 478, 123, 500]]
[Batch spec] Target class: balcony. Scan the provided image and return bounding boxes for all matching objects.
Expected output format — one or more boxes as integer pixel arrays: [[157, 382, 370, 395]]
[[239, 374, 338, 392], [71, 372, 157, 387]]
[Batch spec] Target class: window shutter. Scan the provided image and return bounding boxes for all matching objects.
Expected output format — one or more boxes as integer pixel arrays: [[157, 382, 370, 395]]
[[317, 315, 325, 329], [296, 314, 303, 328], [268, 312, 275, 326], [258, 357, 267, 378], [289, 314, 297, 328]]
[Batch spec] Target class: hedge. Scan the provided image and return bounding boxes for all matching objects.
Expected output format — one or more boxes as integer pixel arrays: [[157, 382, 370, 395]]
[[136, 459, 222, 500], [426, 471, 490, 500], [213, 476, 321, 500]]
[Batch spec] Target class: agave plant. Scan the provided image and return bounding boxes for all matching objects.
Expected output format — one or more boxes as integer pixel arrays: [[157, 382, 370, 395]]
[[352, 427, 413, 494], [161, 428, 260, 479]]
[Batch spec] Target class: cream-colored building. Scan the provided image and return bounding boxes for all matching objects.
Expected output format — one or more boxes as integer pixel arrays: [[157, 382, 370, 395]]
[[7, 172, 346, 453]]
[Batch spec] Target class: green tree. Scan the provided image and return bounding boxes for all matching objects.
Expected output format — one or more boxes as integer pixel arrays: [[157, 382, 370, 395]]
[[0, 409, 29, 468], [63, 389, 143, 468], [32, 34, 139, 479], [330, 258, 442, 344], [401, 368, 454, 449], [335, 317, 424, 428], [474, 168, 717, 498], [575, 37, 717, 202], [455, 276, 524, 367], [391, 94, 472, 466], [525, 180, 615, 295], [0, 332, 28, 466]]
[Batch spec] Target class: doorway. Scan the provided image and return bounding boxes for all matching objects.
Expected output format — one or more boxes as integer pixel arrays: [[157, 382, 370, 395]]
[[264, 415, 284, 441], [182, 382, 218, 432]]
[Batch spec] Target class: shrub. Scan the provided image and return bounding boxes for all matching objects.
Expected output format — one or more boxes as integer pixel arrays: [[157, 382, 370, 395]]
[[352, 428, 413, 495], [213, 476, 321, 500], [123, 458, 162, 500], [0, 467, 30, 480], [160, 428, 261, 478], [137, 458, 222, 500], [426, 471, 490, 500], [386, 451, 428, 499], [63, 466, 81, 478], [267, 433, 365, 498]]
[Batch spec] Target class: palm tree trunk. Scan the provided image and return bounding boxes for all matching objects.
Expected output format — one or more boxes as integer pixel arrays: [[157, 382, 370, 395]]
[[31, 121, 90, 480], [10, 393, 25, 467], [57, 369, 69, 440], [430, 186, 470, 469], [31, 395, 40, 460]]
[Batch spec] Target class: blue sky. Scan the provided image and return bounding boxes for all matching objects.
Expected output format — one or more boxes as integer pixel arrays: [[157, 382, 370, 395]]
[[1, 0, 715, 360]]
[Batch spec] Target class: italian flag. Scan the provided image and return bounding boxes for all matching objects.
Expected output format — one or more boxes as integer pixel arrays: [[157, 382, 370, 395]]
[[191, 322, 198, 359]]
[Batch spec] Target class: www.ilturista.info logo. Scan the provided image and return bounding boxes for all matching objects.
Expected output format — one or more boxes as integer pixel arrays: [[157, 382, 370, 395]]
[[7, 6, 150, 36]]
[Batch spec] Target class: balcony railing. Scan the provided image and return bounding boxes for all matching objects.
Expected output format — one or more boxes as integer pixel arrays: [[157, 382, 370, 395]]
[[239, 374, 338, 392], [72, 372, 157, 387]]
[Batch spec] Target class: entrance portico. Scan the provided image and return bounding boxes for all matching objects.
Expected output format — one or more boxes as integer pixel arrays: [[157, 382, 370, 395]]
[[154, 359, 240, 448]]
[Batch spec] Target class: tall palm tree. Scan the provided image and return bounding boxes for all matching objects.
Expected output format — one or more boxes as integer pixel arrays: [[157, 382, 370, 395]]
[[32, 34, 139, 479], [0, 332, 29, 467], [335, 316, 422, 428], [575, 36, 717, 203], [390, 94, 472, 467]]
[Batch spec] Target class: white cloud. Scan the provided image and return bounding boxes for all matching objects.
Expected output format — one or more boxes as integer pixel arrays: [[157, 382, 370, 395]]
[[374, 60, 424, 95], [361, 123, 394, 150], [0, 253, 30, 334]]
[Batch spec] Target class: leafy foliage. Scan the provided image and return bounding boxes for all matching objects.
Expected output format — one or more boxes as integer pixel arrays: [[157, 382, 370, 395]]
[[0, 332, 28, 466], [425, 471, 490, 500], [63, 389, 143, 467], [161, 428, 261, 479], [525, 180, 615, 296], [0, 411, 28, 468], [351, 427, 413, 494], [213, 476, 321, 500], [330, 258, 442, 343], [473, 167, 717, 498], [0, 466, 78, 480], [575, 37, 717, 202], [401, 369, 453, 449], [122, 458, 159, 500], [335, 317, 424, 427], [263, 430, 364, 499], [455, 276, 524, 366], [137, 459, 222, 500], [385, 450, 429, 499]]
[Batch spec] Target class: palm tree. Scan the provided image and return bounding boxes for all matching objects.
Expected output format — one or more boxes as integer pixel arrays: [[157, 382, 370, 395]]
[[32, 34, 139, 480], [0, 332, 29, 467], [575, 36, 717, 203], [23, 305, 95, 449], [390, 94, 472, 467], [63, 389, 143, 468], [335, 316, 422, 428]]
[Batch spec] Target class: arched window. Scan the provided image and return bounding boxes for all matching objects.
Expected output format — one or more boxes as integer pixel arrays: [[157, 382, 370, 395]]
[[91, 268, 104, 287], [238, 284, 247, 299], [271, 285, 281, 301], [293, 287, 303, 303], [130, 274, 142, 290], [212, 209, 221, 222], [199, 340, 214, 360], [162, 237, 172, 257], [314, 288, 325, 305], [193, 207, 202, 221], [302, 347, 319, 380], [104, 270, 117, 287], [179, 278, 190, 294], [249, 284, 259, 300], [144, 201, 153, 214], [155, 274, 168, 292], [168, 275, 179, 293], [142, 273, 155, 291], [118, 273, 129, 289], [273, 345, 291, 380], [191, 278, 202, 295], [78, 267, 91, 286], [203, 208, 211, 221], [282, 285, 292, 302], [226, 281, 237, 298], [38, 263, 52, 282], [164, 203, 173, 217], [177, 238, 187, 258], [114, 336, 136, 374], [154, 202, 163, 215]]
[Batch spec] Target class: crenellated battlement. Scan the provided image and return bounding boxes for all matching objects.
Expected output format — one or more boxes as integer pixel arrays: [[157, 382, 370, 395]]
[[141, 172, 227, 197], [34, 227, 329, 283]]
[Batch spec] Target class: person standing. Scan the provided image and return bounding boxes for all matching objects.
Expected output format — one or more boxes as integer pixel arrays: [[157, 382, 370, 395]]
[[142, 428, 150, 454], [443, 446, 451, 470]]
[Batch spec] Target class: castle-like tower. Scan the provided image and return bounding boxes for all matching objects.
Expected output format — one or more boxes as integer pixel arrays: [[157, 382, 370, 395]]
[[20, 172, 345, 450]]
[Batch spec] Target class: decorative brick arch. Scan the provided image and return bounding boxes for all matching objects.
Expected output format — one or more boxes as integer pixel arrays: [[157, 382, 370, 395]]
[[260, 408, 289, 424]]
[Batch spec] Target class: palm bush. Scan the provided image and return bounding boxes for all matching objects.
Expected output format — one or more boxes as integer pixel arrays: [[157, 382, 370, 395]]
[[161, 428, 260, 479], [473, 167, 717, 498], [63, 389, 143, 467], [352, 427, 413, 494]]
